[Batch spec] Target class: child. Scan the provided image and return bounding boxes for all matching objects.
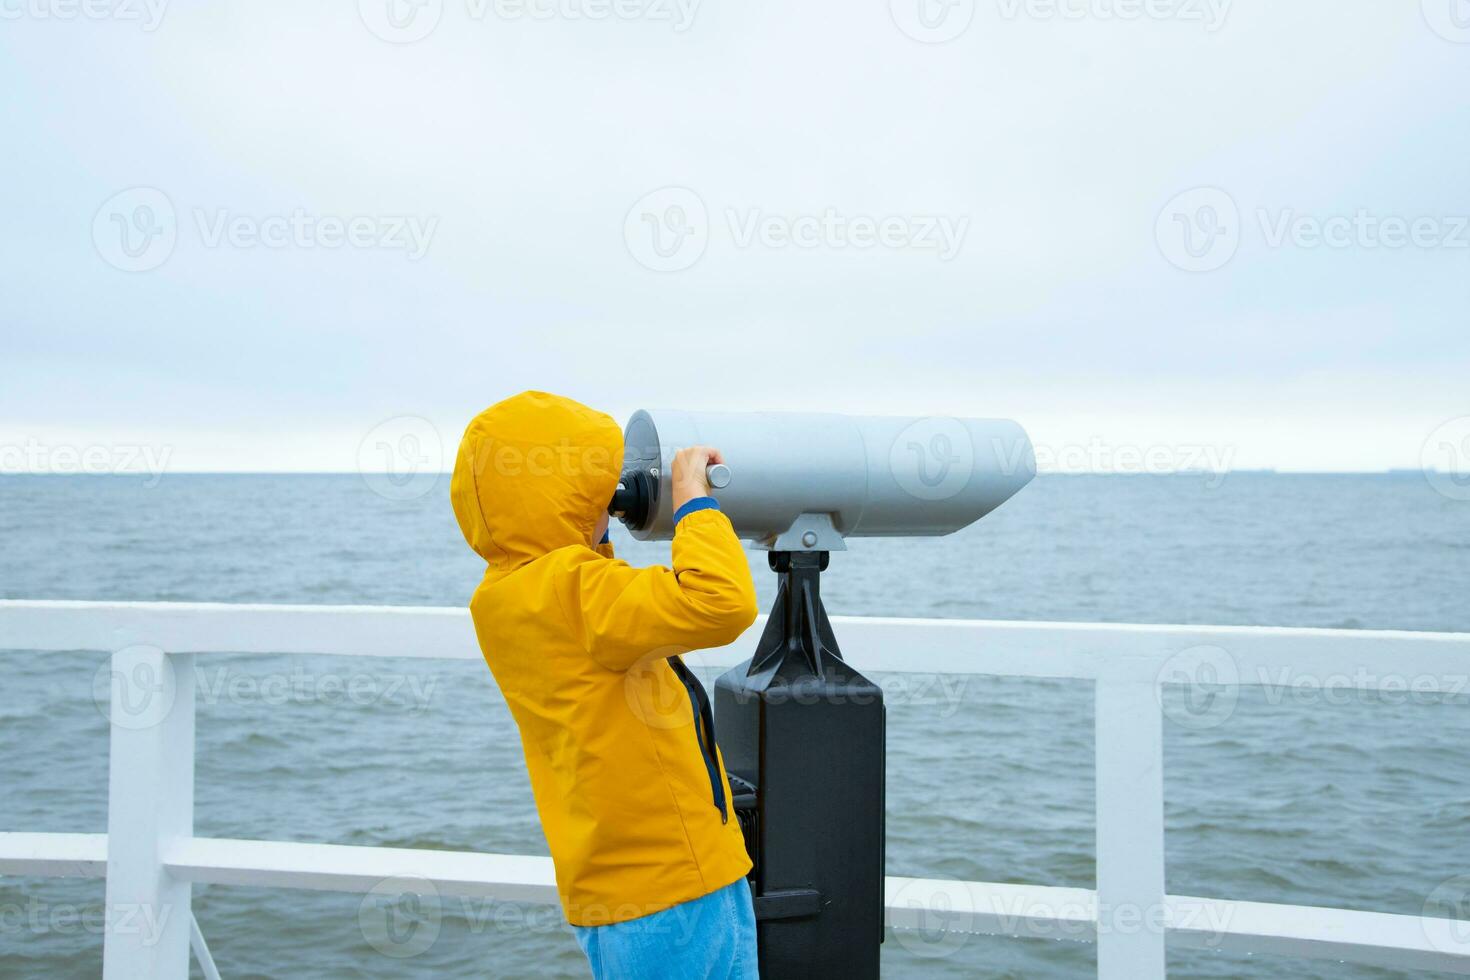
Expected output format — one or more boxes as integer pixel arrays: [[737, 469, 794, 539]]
[[450, 391, 761, 979]]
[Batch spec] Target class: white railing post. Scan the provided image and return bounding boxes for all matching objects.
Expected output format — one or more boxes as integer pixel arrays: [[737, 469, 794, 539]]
[[1094, 663, 1167, 979], [101, 645, 196, 980]]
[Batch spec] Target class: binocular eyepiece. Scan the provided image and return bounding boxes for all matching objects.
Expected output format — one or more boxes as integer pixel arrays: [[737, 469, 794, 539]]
[[607, 409, 1034, 551], [608, 469, 654, 529], [608, 462, 731, 530]]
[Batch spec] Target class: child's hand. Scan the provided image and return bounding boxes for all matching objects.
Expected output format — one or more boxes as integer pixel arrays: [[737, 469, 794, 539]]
[[671, 446, 724, 513]]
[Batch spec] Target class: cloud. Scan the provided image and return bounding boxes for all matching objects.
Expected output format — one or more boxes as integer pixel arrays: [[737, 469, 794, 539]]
[[0, 0, 1464, 471]]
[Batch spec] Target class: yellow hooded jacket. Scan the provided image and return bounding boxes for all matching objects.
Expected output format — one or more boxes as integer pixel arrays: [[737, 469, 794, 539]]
[[450, 391, 758, 926]]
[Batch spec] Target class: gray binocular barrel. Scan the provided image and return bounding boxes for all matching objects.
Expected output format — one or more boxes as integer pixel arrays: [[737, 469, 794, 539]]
[[616, 409, 1035, 551]]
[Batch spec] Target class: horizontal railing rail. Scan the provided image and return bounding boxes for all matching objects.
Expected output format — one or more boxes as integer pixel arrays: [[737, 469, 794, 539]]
[[2, 600, 1469, 978], [6, 598, 1470, 681]]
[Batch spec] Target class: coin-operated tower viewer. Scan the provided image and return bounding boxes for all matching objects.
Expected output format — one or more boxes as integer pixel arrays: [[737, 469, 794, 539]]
[[609, 410, 1035, 979]]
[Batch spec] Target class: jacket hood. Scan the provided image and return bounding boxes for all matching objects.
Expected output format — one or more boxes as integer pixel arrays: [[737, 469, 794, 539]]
[[451, 391, 624, 572]]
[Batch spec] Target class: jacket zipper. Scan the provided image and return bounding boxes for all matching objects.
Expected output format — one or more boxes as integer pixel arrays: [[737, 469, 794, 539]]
[[668, 657, 729, 824]]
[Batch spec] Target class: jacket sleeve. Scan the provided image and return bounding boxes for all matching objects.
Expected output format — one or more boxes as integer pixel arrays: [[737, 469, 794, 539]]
[[567, 509, 759, 672]]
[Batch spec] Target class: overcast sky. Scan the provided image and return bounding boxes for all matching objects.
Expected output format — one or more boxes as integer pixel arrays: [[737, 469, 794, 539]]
[[2, 0, 1466, 475]]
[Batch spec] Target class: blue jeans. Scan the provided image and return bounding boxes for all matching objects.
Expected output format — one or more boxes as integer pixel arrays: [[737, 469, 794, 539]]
[[573, 877, 759, 979]]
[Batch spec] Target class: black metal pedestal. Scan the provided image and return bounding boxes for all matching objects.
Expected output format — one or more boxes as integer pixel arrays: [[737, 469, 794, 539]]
[[713, 551, 886, 979]]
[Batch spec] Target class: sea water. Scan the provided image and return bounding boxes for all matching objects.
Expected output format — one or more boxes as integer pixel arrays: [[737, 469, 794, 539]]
[[2, 473, 1468, 979]]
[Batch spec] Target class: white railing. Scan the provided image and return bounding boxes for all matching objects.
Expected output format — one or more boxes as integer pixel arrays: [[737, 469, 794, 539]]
[[2, 599, 1469, 978]]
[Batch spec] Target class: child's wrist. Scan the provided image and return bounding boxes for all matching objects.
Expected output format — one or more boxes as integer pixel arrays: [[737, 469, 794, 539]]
[[673, 496, 720, 526], [671, 483, 708, 512]]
